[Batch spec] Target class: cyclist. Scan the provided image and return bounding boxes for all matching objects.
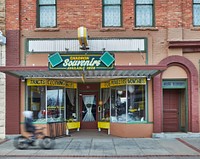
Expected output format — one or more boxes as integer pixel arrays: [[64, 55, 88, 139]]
[[23, 111, 36, 143]]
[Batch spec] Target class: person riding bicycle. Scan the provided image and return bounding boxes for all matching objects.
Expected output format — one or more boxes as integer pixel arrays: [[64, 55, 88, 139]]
[[23, 111, 36, 142]]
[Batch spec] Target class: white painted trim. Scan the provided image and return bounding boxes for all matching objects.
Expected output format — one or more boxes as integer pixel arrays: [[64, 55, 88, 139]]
[[28, 39, 145, 53]]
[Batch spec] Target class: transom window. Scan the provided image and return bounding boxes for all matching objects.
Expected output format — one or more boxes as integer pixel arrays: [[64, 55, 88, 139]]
[[37, 0, 57, 28], [103, 0, 122, 27], [135, 0, 154, 27], [193, 0, 200, 26]]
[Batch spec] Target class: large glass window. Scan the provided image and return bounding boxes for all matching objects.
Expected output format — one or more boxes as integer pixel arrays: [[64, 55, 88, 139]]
[[193, 0, 200, 26], [135, 0, 154, 27], [111, 86, 126, 122], [100, 88, 110, 121], [127, 85, 145, 122], [28, 86, 46, 122], [110, 84, 146, 123], [47, 86, 64, 122], [27, 86, 64, 122], [103, 0, 122, 27], [66, 88, 76, 121], [37, 0, 56, 28]]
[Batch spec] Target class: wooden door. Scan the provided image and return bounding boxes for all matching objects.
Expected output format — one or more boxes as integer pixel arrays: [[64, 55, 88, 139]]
[[163, 89, 180, 132], [80, 92, 98, 129]]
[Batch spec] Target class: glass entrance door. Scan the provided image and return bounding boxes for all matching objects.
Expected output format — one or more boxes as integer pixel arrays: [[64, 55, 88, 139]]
[[80, 93, 98, 129]]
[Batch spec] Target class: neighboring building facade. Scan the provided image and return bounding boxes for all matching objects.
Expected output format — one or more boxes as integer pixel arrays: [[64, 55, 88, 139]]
[[0, 0, 5, 139], [2, 0, 200, 138]]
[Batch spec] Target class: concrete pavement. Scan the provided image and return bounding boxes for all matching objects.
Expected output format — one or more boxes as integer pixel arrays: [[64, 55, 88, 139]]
[[0, 131, 200, 159]]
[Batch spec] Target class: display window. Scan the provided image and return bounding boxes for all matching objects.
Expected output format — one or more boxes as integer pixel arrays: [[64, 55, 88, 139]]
[[127, 85, 145, 122], [27, 86, 65, 122], [27, 86, 46, 122], [100, 88, 110, 121], [46, 86, 64, 122], [111, 86, 127, 122], [26, 79, 77, 123], [101, 78, 147, 123], [66, 88, 77, 121]]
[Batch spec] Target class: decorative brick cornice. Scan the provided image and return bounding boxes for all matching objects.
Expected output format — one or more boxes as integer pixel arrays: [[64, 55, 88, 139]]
[[168, 41, 200, 48]]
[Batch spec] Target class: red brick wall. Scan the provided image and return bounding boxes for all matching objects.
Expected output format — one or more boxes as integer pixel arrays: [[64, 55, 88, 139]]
[[6, 0, 20, 30], [182, 0, 193, 28], [153, 74, 163, 133], [6, 0, 21, 134], [6, 75, 20, 134], [19, 0, 194, 30], [155, 0, 193, 29], [6, 31, 20, 65]]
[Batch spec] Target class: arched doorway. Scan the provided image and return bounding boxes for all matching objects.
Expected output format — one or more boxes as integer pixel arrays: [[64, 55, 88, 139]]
[[153, 55, 199, 133]]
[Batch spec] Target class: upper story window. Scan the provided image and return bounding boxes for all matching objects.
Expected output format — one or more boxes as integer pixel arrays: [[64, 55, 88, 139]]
[[135, 0, 154, 27], [37, 0, 57, 28], [193, 0, 200, 26], [103, 0, 122, 27]]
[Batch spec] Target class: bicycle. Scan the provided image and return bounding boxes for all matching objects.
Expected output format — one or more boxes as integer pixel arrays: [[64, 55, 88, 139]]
[[13, 127, 56, 150]]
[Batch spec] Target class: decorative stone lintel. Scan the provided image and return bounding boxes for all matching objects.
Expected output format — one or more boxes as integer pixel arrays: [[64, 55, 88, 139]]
[[132, 27, 159, 31], [34, 28, 60, 32], [100, 27, 126, 32]]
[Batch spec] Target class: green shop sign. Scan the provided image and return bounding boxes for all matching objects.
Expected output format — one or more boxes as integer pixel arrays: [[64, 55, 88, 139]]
[[48, 52, 115, 70]]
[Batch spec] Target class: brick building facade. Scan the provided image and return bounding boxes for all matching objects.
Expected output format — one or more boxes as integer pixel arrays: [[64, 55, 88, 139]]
[[0, 0, 5, 139], [1, 0, 200, 138]]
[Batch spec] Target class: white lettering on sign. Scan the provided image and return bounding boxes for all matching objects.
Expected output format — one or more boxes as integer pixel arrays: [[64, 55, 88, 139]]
[[63, 58, 101, 67]]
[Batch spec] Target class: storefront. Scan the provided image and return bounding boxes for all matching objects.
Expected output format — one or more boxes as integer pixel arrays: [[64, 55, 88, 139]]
[[0, 51, 166, 137], [2, 33, 199, 138], [2, 34, 200, 138]]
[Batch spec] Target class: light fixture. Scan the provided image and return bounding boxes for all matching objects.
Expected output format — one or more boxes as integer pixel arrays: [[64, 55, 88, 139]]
[[128, 85, 135, 93], [81, 73, 85, 83], [20, 76, 25, 82], [147, 75, 151, 81], [117, 90, 123, 95], [65, 48, 69, 53], [98, 100, 103, 106], [78, 26, 89, 50]]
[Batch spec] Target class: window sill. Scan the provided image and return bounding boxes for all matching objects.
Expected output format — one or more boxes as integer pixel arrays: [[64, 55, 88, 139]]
[[100, 27, 126, 32], [191, 27, 200, 31], [132, 27, 158, 31], [34, 28, 60, 32]]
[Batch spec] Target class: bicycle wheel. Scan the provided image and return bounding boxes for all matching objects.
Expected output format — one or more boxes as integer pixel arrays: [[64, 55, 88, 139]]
[[39, 136, 55, 149], [13, 136, 29, 149]]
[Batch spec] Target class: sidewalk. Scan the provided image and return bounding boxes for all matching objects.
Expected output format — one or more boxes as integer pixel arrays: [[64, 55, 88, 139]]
[[0, 131, 200, 158]]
